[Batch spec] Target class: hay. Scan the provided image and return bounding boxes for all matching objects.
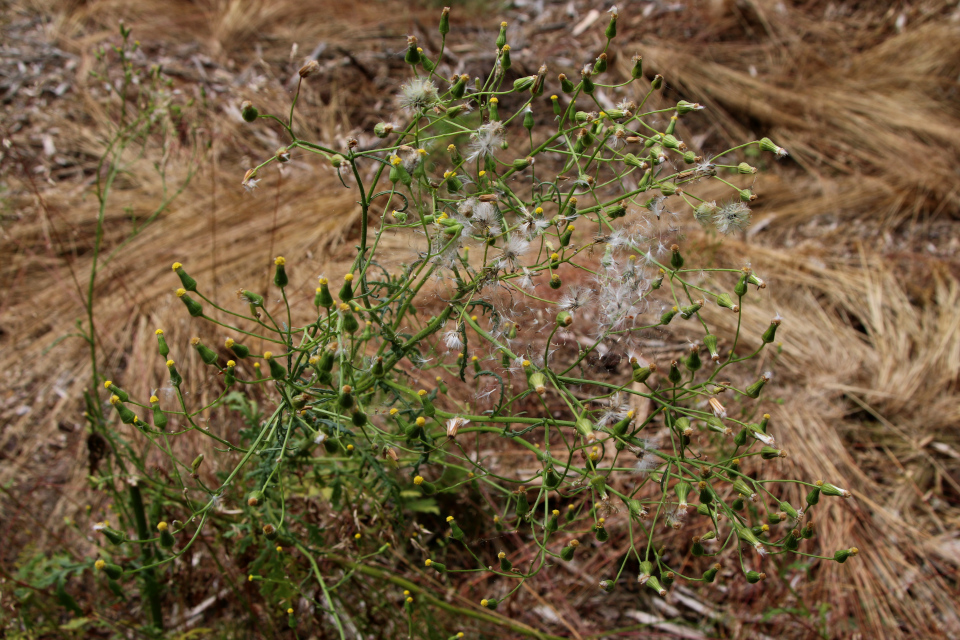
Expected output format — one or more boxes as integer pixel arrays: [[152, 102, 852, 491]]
[[2, 0, 958, 637]]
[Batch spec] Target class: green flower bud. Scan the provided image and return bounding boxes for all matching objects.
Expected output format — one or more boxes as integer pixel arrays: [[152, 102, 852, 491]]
[[745, 372, 771, 399], [450, 73, 467, 99], [594, 523, 609, 542], [660, 306, 678, 325], [716, 293, 739, 312], [404, 36, 421, 65], [761, 446, 785, 459], [680, 300, 703, 319], [96, 523, 126, 545], [157, 521, 175, 548], [497, 551, 512, 571], [670, 244, 684, 269], [668, 360, 682, 385], [762, 316, 782, 343], [605, 203, 627, 219], [631, 360, 657, 384], [338, 274, 354, 302], [645, 576, 667, 596], [439, 6, 450, 35], [806, 486, 821, 506], [593, 53, 608, 74], [631, 55, 643, 79], [785, 529, 800, 551], [164, 358, 182, 388], [703, 563, 720, 583], [496, 21, 507, 49], [95, 559, 124, 580], [745, 570, 766, 583], [546, 509, 560, 531], [659, 181, 678, 197], [605, 10, 617, 38], [176, 288, 203, 317], [581, 70, 594, 94], [818, 481, 851, 498], [801, 522, 816, 539], [414, 475, 436, 495], [651, 74, 663, 90], [703, 334, 719, 362], [190, 337, 218, 366], [759, 137, 788, 157], [549, 274, 562, 289], [560, 541, 578, 561], [676, 100, 703, 115], [738, 162, 757, 175], [574, 414, 595, 440]]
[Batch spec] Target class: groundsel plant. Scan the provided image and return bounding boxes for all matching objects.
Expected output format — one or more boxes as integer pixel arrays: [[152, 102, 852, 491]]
[[92, 8, 856, 635]]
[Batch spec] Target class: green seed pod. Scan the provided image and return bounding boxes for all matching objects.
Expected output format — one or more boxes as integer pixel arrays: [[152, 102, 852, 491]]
[[645, 576, 667, 596], [819, 482, 851, 498], [738, 162, 757, 175], [759, 137, 787, 156], [761, 446, 785, 460], [96, 523, 126, 545], [240, 101, 258, 123], [559, 73, 575, 94], [605, 204, 627, 219], [734, 272, 749, 297], [801, 522, 816, 539], [659, 181, 678, 197], [581, 70, 594, 94], [703, 334, 719, 362], [680, 300, 703, 319], [333, 385, 354, 411], [762, 317, 781, 343], [734, 428, 747, 447], [438, 6, 450, 35], [785, 529, 800, 551], [651, 74, 663, 90], [745, 373, 770, 399], [733, 478, 755, 500], [605, 10, 617, 38], [806, 486, 821, 506], [631, 55, 643, 79], [574, 415, 595, 440], [705, 416, 729, 436], [225, 338, 250, 359], [668, 360, 682, 385], [702, 563, 720, 583], [676, 100, 702, 115], [670, 244, 684, 269], [686, 349, 702, 373], [515, 490, 529, 517], [716, 293, 738, 312], [238, 289, 264, 308], [351, 409, 367, 427], [631, 362, 657, 384], [190, 337, 218, 366], [176, 288, 203, 317], [739, 188, 755, 202], [683, 150, 698, 164], [745, 570, 766, 584], [732, 497, 745, 511], [166, 359, 182, 387], [560, 542, 577, 561], [450, 73, 467, 99], [512, 157, 532, 171], [498, 551, 512, 571], [404, 36, 421, 65], [767, 512, 785, 525], [661, 134, 681, 150], [627, 499, 646, 521], [593, 53, 608, 74]]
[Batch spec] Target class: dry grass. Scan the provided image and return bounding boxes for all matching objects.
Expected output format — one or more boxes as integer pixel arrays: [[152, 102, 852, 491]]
[[1, 0, 959, 637]]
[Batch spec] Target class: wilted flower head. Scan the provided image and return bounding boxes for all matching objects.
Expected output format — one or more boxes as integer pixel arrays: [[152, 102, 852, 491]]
[[467, 122, 504, 162], [714, 201, 752, 234], [446, 416, 469, 438], [398, 77, 439, 112], [496, 235, 530, 271], [559, 285, 592, 313]]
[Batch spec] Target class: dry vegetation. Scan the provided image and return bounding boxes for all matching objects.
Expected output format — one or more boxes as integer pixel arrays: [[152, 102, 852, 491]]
[[2, 0, 959, 637]]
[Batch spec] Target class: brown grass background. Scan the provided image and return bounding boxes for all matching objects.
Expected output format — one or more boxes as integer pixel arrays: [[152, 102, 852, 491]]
[[1, 0, 959, 637]]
